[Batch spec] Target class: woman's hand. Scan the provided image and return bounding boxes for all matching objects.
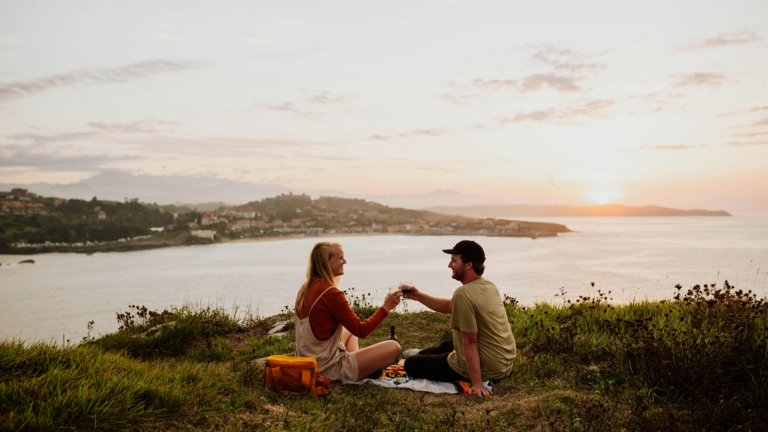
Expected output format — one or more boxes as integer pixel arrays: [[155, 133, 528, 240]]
[[382, 291, 402, 312]]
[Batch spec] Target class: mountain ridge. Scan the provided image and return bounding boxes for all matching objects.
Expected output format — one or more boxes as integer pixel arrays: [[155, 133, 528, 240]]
[[427, 204, 732, 217]]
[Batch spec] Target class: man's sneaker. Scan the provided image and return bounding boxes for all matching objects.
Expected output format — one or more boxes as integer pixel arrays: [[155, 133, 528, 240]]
[[401, 348, 422, 359]]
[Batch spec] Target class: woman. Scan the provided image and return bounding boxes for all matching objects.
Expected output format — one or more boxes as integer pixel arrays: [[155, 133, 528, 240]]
[[295, 241, 402, 381]]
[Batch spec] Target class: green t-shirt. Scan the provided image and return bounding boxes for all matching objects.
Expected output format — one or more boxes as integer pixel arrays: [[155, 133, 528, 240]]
[[446, 278, 517, 380]]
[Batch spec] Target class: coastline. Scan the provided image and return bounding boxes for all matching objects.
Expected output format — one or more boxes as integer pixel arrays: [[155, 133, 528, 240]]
[[0, 230, 559, 256]]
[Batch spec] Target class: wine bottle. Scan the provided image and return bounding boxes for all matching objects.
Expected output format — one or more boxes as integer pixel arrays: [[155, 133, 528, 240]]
[[389, 325, 398, 342]]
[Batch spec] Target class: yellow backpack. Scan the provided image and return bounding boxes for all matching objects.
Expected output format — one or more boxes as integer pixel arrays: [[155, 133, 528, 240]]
[[263, 355, 331, 396]]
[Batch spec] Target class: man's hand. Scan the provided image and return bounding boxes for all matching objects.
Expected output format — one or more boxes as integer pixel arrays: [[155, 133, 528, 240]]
[[403, 285, 453, 314], [399, 283, 418, 301], [470, 383, 492, 397]]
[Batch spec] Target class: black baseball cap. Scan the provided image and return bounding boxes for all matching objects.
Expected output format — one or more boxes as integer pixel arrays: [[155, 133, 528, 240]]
[[442, 240, 485, 263]]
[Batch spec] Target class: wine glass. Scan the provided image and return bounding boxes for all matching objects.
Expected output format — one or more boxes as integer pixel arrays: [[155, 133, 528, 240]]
[[399, 282, 413, 299]]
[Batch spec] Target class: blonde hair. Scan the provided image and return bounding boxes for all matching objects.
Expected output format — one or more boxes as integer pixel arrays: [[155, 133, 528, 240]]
[[296, 242, 342, 311]]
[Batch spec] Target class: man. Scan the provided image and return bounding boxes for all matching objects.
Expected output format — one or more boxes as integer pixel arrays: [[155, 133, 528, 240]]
[[400, 240, 516, 397]]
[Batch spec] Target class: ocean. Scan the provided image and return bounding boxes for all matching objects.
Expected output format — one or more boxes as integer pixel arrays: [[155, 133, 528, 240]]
[[2, 215, 767, 343]]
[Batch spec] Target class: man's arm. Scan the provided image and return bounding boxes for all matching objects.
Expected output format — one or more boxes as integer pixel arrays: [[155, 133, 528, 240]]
[[404, 287, 452, 314], [461, 331, 492, 397]]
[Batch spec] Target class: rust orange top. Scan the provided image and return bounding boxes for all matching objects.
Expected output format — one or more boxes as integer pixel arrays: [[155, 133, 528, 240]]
[[296, 279, 388, 341]]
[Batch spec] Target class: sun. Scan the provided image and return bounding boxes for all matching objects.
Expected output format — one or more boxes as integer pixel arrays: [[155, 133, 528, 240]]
[[597, 193, 608, 205]]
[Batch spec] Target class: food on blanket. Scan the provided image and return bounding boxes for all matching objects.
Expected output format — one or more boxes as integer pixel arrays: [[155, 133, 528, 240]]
[[381, 365, 412, 385]]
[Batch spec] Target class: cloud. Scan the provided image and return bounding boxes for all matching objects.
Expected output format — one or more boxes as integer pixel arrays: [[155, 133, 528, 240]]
[[676, 31, 762, 51], [623, 145, 710, 151], [531, 45, 606, 73], [256, 101, 322, 120], [519, 74, 581, 92], [308, 91, 355, 105], [728, 131, 768, 138], [437, 93, 478, 105], [467, 73, 580, 93], [0, 145, 142, 172], [727, 141, 768, 147], [673, 73, 728, 88], [236, 34, 270, 44], [0, 59, 210, 103], [564, 99, 614, 116], [718, 106, 768, 116], [296, 155, 364, 162], [87, 119, 179, 134], [253, 90, 357, 119], [750, 118, 768, 127], [471, 79, 517, 90], [6, 123, 348, 159], [500, 110, 555, 124], [499, 100, 613, 125], [369, 128, 449, 140]]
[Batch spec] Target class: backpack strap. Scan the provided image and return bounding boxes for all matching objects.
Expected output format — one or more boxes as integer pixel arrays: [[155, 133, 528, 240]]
[[311, 386, 329, 396], [308, 286, 336, 315]]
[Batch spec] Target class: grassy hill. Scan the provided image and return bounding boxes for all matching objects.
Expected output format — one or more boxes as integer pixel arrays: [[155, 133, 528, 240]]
[[2, 281, 765, 431]]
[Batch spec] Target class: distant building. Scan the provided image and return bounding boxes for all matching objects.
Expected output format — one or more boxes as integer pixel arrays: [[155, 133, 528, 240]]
[[308, 227, 324, 235], [241, 208, 256, 219], [200, 213, 216, 226], [11, 188, 29, 199], [191, 230, 215, 240], [481, 220, 495, 227], [98, 211, 106, 220], [186, 222, 199, 228], [0, 201, 45, 214]]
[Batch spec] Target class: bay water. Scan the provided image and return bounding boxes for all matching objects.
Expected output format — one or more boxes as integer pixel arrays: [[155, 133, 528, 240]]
[[2, 215, 766, 343]]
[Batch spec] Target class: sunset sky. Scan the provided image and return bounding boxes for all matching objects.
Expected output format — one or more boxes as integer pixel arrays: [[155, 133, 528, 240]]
[[1, 0, 767, 211]]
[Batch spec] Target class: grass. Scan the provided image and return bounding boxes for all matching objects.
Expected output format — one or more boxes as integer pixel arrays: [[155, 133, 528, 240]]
[[1, 282, 766, 431]]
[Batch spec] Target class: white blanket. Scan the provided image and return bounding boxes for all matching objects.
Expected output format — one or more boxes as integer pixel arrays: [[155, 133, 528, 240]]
[[342, 378, 492, 394]]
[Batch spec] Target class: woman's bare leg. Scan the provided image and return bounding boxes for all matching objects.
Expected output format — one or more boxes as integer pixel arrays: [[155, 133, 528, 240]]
[[354, 340, 401, 381], [339, 327, 360, 352]]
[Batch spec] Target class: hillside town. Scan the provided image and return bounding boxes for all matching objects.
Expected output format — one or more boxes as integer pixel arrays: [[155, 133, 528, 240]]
[[185, 192, 566, 241], [1, 190, 570, 252]]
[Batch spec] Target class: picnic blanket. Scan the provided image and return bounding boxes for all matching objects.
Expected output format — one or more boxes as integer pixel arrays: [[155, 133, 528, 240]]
[[342, 365, 492, 395]]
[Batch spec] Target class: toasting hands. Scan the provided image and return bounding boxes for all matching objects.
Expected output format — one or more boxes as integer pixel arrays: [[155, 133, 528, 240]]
[[398, 283, 418, 301], [382, 291, 403, 312]]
